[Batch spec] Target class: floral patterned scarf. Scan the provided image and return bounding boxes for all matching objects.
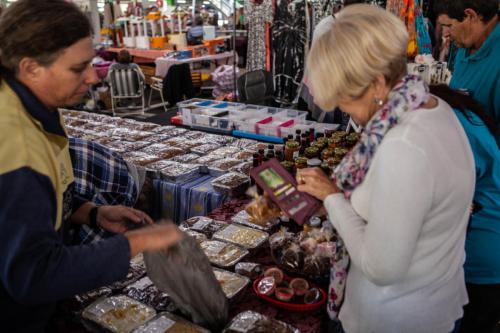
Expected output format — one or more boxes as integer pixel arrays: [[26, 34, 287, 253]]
[[326, 75, 429, 320], [334, 75, 430, 198]]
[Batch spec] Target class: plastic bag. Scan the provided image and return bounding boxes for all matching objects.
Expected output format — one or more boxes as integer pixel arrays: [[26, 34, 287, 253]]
[[144, 233, 229, 331]]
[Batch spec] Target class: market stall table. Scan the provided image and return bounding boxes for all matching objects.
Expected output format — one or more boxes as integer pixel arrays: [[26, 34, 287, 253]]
[[106, 47, 172, 63], [154, 51, 236, 77]]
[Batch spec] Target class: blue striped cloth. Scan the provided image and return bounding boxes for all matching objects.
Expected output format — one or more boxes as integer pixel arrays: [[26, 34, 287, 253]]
[[154, 175, 228, 224], [69, 137, 138, 244]]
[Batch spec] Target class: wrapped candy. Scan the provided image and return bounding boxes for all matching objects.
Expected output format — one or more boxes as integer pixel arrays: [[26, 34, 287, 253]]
[[244, 187, 281, 227]]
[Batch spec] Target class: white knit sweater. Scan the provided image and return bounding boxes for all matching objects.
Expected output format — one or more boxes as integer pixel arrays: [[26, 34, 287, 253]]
[[324, 97, 475, 333]]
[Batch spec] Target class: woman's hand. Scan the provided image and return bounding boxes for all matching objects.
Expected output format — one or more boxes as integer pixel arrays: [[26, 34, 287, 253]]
[[97, 205, 154, 234], [126, 222, 182, 257], [296, 168, 341, 201]]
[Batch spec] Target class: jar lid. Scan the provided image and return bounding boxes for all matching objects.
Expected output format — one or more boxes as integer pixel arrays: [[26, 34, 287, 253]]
[[307, 158, 321, 167]]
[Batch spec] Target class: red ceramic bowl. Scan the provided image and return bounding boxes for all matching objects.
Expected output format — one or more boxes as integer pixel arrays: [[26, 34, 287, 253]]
[[253, 276, 326, 312]]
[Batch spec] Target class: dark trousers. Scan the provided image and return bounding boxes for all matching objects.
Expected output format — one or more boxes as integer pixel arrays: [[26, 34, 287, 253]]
[[460, 283, 500, 333]]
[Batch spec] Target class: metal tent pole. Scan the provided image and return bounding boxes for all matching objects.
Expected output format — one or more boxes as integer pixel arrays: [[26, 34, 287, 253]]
[[232, 0, 237, 100]]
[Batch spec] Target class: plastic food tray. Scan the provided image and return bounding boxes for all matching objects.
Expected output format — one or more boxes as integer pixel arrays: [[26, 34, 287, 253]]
[[159, 162, 200, 183], [211, 172, 250, 197], [181, 216, 228, 238], [150, 125, 176, 134], [132, 312, 210, 333], [190, 143, 223, 155], [213, 223, 269, 250], [210, 146, 242, 159], [200, 240, 249, 268], [256, 117, 295, 137], [82, 295, 156, 333], [208, 158, 243, 177], [213, 268, 250, 300], [171, 153, 201, 164], [140, 144, 184, 159], [223, 310, 300, 333], [231, 210, 280, 232]]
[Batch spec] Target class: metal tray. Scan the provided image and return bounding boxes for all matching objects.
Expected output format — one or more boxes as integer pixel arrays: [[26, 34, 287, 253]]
[[82, 295, 156, 333], [213, 224, 269, 250], [212, 268, 250, 300], [159, 162, 201, 183], [200, 240, 249, 268], [132, 312, 210, 333], [231, 210, 280, 232]]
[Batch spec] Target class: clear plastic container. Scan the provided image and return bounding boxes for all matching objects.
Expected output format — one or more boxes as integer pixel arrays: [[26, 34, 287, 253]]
[[82, 295, 156, 333], [265, 107, 308, 123], [232, 114, 270, 133], [256, 117, 295, 137]]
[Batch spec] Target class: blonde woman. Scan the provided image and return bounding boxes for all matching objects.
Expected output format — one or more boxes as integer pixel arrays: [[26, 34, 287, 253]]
[[297, 5, 474, 333]]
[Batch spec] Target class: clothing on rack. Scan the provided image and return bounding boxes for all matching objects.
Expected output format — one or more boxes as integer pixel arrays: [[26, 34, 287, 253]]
[[244, 0, 274, 72], [272, 0, 307, 104], [162, 63, 194, 105]]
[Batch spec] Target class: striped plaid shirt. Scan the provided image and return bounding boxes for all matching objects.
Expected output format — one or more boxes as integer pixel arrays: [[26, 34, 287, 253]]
[[69, 137, 138, 244]]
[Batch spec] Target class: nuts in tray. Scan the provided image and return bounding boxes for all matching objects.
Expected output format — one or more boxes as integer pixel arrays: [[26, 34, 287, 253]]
[[208, 158, 243, 175], [195, 155, 223, 166], [229, 138, 258, 149], [181, 216, 228, 238], [132, 312, 210, 333], [213, 224, 269, 249], [210, 146, 242, 158], [144, 160, 176, 172], [223, 310, 300, 333], [229, 162, 253, 176], [232, 150, 254, 161], [190, 143, 222, 155], [211, 172, 250, 197], [120, 140, 153, 151], [181, 131, 206, 140], [200, 240, 249, 268], [123, 152, 161, 167], [150, 125, 176, 134], [145, 134, 176, 144], [213, 268, 250, 299], [82, 295, 156, 333], [140, 144, 184, 159], [159, 162, 200, 182], [171, 153, 201, 164]]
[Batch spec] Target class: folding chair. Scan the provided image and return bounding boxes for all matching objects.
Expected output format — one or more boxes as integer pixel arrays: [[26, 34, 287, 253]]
[[147, 77, 168, 112], [107, 66, 146, 116]]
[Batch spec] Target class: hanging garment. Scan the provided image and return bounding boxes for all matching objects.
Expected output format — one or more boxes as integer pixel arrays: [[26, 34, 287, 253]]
[[245, 0, 274, 72], [310, 0, 336, 30], [386, 0, 403, 16], [415, 3, 432, 54], [272, 0, 307, 104], [162, 63, 194, 105]]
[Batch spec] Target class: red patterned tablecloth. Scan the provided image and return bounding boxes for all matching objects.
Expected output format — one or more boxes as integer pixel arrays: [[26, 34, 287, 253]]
[[209, 198, 327, 333]]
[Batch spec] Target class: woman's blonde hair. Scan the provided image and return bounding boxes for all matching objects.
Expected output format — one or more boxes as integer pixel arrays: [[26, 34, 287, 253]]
[[307, 4, 408, 111]]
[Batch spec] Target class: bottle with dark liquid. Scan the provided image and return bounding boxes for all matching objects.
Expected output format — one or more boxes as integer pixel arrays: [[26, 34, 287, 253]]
[[258, 149, 265, 165], [308, 128, 315, 143], [295, 129, 302, 143], [266, 144, 275, 159]]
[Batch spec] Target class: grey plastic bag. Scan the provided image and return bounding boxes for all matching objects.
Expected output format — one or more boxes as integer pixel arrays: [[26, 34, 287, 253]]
[[144, 233, 229, 331]]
